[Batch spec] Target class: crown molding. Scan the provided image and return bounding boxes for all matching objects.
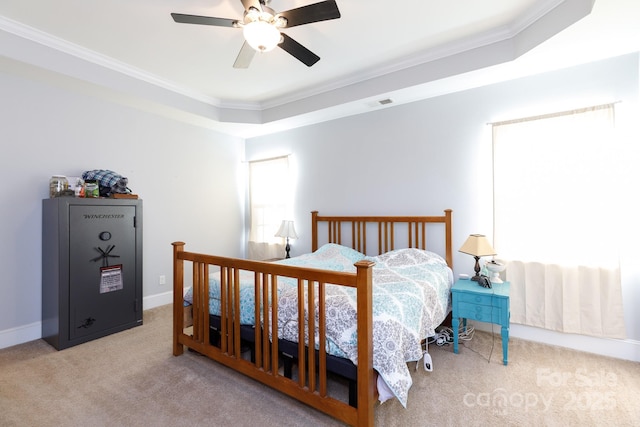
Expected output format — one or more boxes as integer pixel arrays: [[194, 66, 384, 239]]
[[0, 15, 249, 109], [258, 0, 577, 110], [0, 0, 595, 130]]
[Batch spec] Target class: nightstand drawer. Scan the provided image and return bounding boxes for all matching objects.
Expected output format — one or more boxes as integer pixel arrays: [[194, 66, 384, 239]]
[[456, 292, 494, 306], [457, 301, 508, 324], [455, 291, 508, 309]]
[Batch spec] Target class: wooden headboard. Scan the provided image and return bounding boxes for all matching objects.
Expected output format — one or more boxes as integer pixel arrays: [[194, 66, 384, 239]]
[[311, 209, 453, 268]]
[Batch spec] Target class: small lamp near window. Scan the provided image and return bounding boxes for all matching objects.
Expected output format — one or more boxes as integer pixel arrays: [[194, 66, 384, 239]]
[[459, 234, 497, 282], [275, 220, 298, 258]]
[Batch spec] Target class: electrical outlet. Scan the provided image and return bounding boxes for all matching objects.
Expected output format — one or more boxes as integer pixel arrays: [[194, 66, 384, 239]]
[[159, 275, 166, 285]]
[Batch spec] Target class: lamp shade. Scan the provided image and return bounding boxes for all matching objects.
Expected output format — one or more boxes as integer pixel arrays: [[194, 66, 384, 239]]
[[275, 220, 298, 239], [459, 234, 496, 257]]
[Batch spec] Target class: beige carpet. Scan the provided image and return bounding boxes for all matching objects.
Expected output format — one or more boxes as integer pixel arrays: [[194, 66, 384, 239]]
[[1, 305, 638, 427]]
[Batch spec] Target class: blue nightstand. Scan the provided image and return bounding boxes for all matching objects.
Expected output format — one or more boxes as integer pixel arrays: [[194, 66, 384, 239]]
[[451, 279, 510, 365]]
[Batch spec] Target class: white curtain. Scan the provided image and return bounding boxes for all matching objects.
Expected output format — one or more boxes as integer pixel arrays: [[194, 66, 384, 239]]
[[247, 241, 284, 261], [507, 261, 625, 338], [247, 156, 291, 260], [492, 104, 626, 338]]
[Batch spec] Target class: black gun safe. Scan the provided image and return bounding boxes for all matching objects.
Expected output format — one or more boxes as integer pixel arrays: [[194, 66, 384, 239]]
[[42, 198, 143, 350]]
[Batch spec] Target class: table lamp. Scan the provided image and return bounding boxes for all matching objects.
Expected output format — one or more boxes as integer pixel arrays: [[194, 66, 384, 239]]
[[275, 220, 298, 258], [459, 234, 497, 281]]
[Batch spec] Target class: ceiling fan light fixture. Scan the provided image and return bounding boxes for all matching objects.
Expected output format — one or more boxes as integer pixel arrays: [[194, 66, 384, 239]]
[[243, 20, 281, 52], [171, 0, 342, 67], [274, 15, 288, 28]]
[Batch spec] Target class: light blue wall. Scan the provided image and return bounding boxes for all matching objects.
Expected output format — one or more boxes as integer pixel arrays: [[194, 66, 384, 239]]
[[0, 58, 245, 347], [245, 54, 640, 346], [2, 49, 638, 358]]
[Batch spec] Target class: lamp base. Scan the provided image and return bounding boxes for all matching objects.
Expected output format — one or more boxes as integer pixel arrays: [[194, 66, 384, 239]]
[[470, 256, 481, 281], [284, 239, 291, 259]]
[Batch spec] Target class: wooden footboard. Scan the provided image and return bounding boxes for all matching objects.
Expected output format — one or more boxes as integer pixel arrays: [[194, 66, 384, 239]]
[[173, 209, 453, 427], [172, 242, 376, 427]]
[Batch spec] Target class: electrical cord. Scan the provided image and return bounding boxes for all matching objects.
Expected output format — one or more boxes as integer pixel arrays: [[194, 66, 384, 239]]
[[488, 286, 496, 363], [419, 324, 479, 372], [426, 324, 475, 348]]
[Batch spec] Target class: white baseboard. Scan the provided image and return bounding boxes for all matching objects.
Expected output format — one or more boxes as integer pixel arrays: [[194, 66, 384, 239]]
[[472, 322, 640, 362], [0, 321, 41, 350], [0, 291, 175, 350], [143, 291, 173, 310]]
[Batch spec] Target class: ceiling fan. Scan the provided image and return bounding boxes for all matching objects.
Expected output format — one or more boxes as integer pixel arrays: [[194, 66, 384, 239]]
[[171, 0, 341, 68]]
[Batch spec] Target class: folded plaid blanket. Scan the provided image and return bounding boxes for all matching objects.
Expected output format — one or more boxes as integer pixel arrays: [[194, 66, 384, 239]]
[[82, 170, 131, 196]]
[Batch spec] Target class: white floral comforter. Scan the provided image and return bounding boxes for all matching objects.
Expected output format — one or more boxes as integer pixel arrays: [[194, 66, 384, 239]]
[[183, 243, 453, 407], [277, 246, 453, 407]]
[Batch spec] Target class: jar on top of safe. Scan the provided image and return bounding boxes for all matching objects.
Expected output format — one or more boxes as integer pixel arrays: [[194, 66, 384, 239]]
[[84, 179, 99, 198], [49, 175, 69, 198]]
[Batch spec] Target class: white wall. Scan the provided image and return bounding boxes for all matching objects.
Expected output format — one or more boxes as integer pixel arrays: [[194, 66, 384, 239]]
[[0, 58, 245, 348], [245, 53, 640, 360]]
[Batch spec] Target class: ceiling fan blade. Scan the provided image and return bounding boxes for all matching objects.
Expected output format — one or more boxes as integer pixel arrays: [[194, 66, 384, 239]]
[[233, 41, 256, 69], [171, 13, 237, 28], [241, 0, 263, 12], [278, 0, 341, 28], [279, 33, 320, 67]]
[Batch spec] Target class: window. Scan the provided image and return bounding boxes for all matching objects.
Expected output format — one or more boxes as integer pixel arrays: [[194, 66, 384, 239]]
[[248, 156, 292, 259], [492, 104, 626, 338], [492, 104, 618, 266]]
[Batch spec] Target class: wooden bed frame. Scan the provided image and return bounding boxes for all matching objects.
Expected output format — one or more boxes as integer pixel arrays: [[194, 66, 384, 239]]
[[172, 209, 452, 427]]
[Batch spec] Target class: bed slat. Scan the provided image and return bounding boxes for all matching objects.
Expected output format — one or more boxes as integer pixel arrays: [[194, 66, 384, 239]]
[[254, 273, 262, 369], [318, 282, 327, 398], [233, 268, 241, 359], [297, 278, 306, 387], [307, 279, 317, 393], [270, 274, 278, 374]]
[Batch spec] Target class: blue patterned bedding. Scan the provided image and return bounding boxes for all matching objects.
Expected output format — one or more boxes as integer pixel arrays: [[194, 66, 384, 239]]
[[183, 244, 365, 325], [183, 243, 453, 408], [277, 247, 453, 407]]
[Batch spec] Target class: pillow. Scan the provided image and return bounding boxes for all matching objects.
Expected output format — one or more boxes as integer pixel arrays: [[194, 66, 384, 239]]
[[277, 243, 366, 272], [313, 243, 366, 263], [368, 247, 447, 267]]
